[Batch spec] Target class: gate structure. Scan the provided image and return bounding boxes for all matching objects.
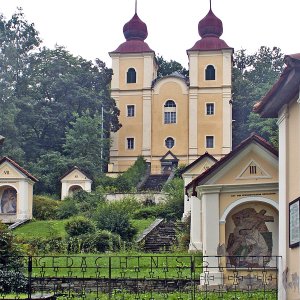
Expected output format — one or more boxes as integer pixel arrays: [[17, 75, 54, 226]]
[[0, 255, 280, 299]]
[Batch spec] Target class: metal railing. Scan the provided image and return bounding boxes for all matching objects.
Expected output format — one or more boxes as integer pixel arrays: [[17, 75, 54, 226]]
[[0, 255, 280, 299]]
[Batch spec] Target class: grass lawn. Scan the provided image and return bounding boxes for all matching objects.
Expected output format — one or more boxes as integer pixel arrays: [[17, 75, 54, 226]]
[[13, 219, 69, 239], [13, 218, 156, 242]]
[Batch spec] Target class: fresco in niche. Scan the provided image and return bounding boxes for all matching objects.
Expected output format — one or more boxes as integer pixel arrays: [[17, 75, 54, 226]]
[[226, 207, 274, 267], [0, 188, 17, 214]]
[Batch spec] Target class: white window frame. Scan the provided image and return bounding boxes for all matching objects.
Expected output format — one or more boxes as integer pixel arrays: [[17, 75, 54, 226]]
[[205, 135, 215, 149], [127, 104, 135, 117], [163, 100, 177, 124], [126, 137, 135, 150], [206, 102, 215, 116]]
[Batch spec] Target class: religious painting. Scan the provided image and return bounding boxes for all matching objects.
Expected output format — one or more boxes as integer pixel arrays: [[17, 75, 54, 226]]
[[0, 187, 17, 214], [289, 197, 300, 248], [226, 207, 274, 268]]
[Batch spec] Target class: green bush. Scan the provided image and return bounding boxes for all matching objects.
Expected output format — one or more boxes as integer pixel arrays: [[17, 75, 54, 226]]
[[0, 270, 28, 293], [0, 222, 23, 269], [56, 199, 79, 219], [95, 156, 148, 193], [65, 216, 95, 237], [81, 231, 121, 253], [32, 195, 61, 220], [132, 206, 162, 219], [94, 202, 137, 241], [159, 178, 184, 220]]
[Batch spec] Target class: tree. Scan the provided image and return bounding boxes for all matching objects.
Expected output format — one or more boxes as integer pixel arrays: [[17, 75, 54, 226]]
[[0, 9, 41, 162], [232, 47, 284, 147], [63, 112, 109, 176], [156, 55, 189, 78], [15, 46, 120, 161]]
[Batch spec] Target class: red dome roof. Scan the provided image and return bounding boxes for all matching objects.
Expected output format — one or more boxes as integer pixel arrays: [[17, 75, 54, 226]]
[[110, 13, 154, 54], [198, 9, 223, 38], [187, 8, 232, 52], [123, 13, 148, 41], [112, 40, 154, 53]]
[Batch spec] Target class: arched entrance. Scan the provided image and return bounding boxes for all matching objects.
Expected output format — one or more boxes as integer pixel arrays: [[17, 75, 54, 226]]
[[0, 185, 17, 214], [223, 198, 278, 268], [68, 185, 83, 197]]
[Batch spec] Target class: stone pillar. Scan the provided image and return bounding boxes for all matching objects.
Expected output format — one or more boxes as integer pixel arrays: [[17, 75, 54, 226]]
[[189, 195, 202, 251], [18, 181, 29, 220], [142, 91, 152, 159], [200, 190, 223, 285], [277, 105, 288, 300]]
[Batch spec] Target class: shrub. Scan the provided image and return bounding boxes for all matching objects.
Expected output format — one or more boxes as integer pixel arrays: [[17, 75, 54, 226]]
[[65, 216, 95, 237], [81, 231, 121, 253], [56, 199, 79, 219], [132, 206, 162, 219], [32, 195, 61, 220], [0, 222, 23, 268], [0, 270, 28, 293], [94, 202, 137, 241], [160, 178, 184, 220], [95, 156, 148, 193]]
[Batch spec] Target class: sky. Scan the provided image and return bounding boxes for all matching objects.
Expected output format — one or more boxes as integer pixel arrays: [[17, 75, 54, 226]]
[[0, 0, 299, 68]]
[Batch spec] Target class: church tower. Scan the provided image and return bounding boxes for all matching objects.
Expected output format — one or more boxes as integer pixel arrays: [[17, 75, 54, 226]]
[[187, 4, 233, 162], [109, 10, 157, 173], [108, 3, 233, 175]]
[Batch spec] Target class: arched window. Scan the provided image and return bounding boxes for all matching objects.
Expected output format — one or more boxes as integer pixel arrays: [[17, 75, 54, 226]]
[[164, 100, 176, 124], [165, 137, 175, 149], [127, 68, 136, 83], [205, 65, 215, 80]]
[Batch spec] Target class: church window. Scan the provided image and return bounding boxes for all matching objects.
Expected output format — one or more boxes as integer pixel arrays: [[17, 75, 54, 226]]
[[127, 105, 135, 117], [206, 136, 214, 148], [127, 68, 136, 83], [127, 137, 135, 150], [205, 65, 215, 80], [164, 100, 176, 124], [165, 137, 175, 149], [206, 103, 215, 115]]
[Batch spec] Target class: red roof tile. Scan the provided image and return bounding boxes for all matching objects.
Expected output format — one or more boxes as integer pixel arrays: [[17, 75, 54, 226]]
[[185, 134, 278, 196], [0, 156, 38, 182]]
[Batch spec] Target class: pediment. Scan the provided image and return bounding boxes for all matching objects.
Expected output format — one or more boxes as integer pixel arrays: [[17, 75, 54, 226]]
[[0, 161, 28, 180], [236, 160, 271, 180]]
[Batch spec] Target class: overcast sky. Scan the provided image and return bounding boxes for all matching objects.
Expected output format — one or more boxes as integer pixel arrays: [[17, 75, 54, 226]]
[[0, 0, 299, 68]]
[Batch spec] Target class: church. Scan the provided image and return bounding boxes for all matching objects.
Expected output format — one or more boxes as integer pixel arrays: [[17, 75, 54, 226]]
[[107, 3, 233, 175]]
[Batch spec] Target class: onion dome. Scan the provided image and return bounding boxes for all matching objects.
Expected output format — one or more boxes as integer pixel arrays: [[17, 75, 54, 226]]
[[110, 13, 154, 54], [188, 8, 232, 52], [198, 9, 223, 38], [123, 13, 148, 41]]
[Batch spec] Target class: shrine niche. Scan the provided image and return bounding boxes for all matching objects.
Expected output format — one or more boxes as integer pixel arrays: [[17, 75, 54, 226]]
[[0, 187, 17, 214], [60, 166, 92, 200], [226, 207, 275, 268], [0, 156, 38, 223]]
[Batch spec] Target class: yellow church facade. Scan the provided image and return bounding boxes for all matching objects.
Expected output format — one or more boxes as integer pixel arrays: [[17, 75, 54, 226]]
[[108, 6, 233, 174]]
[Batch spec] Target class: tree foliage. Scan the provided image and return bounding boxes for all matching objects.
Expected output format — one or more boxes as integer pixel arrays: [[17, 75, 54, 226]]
[[0, 10, 121, 194], [232, 46, 284, 147], [156, 55, 189, 78]]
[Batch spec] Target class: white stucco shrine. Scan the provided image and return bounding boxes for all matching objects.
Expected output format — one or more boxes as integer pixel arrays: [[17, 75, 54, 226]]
[[60, 166, 92, 200], [0, 156, 38, 224]]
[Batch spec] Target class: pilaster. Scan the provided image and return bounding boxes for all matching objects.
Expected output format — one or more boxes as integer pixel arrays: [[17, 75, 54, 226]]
[[277, 105, 288, 300]]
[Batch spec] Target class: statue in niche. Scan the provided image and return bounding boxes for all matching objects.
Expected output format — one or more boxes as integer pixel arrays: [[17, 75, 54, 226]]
[[226, 207, 274, 267], [0, 188, 17, 214]]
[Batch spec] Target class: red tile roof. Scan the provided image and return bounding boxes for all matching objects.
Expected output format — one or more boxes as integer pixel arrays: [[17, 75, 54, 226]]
[[60, 166, 91, 181], [254, 54, 300, 117], [0, 156, 38, 182], [180, 152, 217, 175], [111, 40, 154, 54], [185, 134, 278, 196]]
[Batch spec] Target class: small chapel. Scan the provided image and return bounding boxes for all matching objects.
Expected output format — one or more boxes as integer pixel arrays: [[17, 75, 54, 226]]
[[107, 2, 233, 175]]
